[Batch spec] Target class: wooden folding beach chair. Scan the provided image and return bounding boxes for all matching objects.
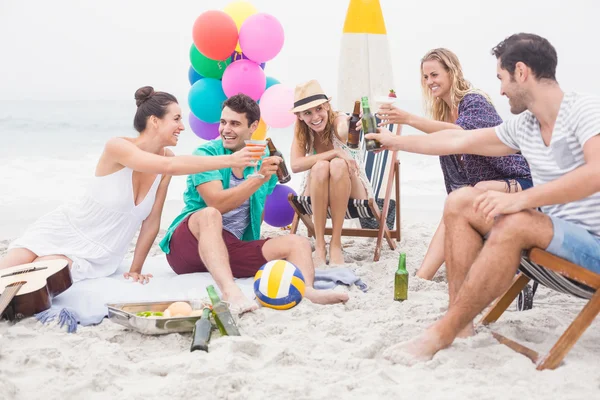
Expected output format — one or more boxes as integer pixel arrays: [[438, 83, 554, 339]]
[[479, 248, 600, 370], [288, 125, 401, 262]]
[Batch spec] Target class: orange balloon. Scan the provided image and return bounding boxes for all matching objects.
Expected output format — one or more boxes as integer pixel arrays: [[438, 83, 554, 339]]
[[252, 119, 268, 140]]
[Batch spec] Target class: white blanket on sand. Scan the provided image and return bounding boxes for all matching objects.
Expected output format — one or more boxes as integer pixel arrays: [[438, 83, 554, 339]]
[[36, 256, 255, 331], [35, 256, 366, 332]]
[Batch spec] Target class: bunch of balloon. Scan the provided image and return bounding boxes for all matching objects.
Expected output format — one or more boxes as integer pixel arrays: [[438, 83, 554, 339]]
[[187, 1, 297, 142]]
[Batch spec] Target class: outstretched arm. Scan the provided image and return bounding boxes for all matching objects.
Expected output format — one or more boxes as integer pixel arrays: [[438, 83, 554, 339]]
[[197, 156, 281, 214], [370, 103, 461, 134], [102, 137, 258, 176], [365, 126, 516, 157]]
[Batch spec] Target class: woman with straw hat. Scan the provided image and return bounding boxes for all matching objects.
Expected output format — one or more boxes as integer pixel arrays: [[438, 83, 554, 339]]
[[290, 80, 373, 266]]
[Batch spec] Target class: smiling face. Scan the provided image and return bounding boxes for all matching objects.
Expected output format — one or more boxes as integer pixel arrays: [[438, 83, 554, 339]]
[[154, 103, 184, 146], [297, 102, 330, 133], [219, 106, 258, 151], [422, 60, 452, 100], [497, 59, 528, 114]]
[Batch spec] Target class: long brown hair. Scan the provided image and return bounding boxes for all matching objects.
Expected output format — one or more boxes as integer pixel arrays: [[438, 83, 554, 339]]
[[420, 48, 491, 122], [294, 103, 337, 154]]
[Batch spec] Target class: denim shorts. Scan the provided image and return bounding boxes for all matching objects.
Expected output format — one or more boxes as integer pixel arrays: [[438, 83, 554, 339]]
[[546, 216, 600, 274]]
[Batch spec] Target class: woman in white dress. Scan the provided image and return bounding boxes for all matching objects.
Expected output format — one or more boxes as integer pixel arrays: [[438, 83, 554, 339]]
[[290, 80, 372, 266], [0, 86, 256, 284]]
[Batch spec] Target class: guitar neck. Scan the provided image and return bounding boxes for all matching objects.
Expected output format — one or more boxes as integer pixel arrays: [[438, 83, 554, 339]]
[[0, 282, 25, 319]]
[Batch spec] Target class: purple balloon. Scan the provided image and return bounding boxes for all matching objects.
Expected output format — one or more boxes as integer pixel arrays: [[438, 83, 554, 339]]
[[189, 113, 220, 140], [230, 51, 266, 69], [264, 184, 297, 227]]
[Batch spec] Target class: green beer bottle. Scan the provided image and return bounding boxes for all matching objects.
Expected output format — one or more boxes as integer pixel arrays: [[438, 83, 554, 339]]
[[394, 252, 408, 301], [361, 96, 381, 151], [206, 285, 241, 336]]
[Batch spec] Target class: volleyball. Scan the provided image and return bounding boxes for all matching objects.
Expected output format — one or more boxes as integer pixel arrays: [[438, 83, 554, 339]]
[[253, 260, 305, 310]]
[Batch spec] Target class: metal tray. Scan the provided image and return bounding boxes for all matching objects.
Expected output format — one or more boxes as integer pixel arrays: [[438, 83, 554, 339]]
[[107, 300, 203, 335]]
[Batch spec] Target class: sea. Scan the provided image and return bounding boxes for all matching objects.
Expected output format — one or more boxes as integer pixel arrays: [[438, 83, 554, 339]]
[[0, 100, 446, 241]]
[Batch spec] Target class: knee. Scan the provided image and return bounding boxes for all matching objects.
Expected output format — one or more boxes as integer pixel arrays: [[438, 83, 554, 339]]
[[329, 158, 349, 181], [474, 181, 495, 191], [444, 187, 479, 218], [487, 212, 531, 243], [190, 207, 222, 229], [311, 160, 330, 181], [288, 234, 312, 254]]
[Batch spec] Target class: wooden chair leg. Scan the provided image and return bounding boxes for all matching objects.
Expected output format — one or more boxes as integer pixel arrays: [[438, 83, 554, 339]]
[[479, 273, 530, 325], [290, 214, 299, 235], [536, 289, 600, 370], [287, 195, 316, 238], [370, 200, 396, 262]]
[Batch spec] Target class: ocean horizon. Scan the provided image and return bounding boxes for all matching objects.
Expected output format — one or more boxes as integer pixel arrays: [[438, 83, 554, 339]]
[[0, 99, 446, 241]]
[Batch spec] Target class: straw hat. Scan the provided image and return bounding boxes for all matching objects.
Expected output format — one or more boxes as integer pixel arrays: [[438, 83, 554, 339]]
[[290, 80, 332, 113]]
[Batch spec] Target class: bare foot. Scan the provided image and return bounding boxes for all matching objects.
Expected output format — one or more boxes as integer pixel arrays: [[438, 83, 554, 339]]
[[329, 243, 345, 265], [314, 242, 327, 267], [383, 327, 450, 366], [305, 287, 349, 305], [457, 323, 475, 338], [222, 285, 258, 315]]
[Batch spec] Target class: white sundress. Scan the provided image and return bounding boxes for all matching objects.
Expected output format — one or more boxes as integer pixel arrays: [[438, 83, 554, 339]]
[[9, 167, 162, 282], [299, 133, 374, 198]]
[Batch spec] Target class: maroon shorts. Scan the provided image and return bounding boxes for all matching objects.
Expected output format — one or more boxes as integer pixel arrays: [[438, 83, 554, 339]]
[[166, 214, 269, 277]]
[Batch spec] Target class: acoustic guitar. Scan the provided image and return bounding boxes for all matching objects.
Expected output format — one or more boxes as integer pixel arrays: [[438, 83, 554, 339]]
[[0, 260, 73, 321]]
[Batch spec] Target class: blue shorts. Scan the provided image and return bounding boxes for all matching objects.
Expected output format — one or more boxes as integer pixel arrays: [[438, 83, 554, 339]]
[[499, 177, 533, 191], [546, 216, 600, 274]]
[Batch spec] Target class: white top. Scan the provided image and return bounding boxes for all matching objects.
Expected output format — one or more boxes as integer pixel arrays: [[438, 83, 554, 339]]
[[299, 133, 374, 198], [495, 92, 600, 237], [9, 167, 162, 281]]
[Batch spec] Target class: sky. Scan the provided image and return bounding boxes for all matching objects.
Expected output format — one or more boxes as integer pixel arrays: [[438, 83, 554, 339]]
[[1, 0, 599, 118]]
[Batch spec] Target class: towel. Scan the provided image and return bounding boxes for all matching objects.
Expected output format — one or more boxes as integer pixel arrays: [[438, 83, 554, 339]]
[[313, 267, 368, 292], [35, 257, 366, 332]]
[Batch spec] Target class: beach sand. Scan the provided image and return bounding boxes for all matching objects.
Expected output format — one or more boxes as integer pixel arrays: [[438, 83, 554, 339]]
[[0, 204, 599, 400]]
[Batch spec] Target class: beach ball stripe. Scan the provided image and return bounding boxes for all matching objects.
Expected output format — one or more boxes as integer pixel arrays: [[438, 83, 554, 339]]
[[254, 260, 305, 310]]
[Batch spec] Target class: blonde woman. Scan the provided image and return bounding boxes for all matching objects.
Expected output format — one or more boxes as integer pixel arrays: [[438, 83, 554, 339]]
[[290, 80, 373, 266], [376, 49, 532, 280]]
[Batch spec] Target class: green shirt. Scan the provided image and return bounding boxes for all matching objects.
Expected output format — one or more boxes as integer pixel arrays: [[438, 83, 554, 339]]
[[159, 139, 278, 254]]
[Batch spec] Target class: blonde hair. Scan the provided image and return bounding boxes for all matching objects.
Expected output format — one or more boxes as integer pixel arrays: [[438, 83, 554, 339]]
[[294, 102, 337, 155], [420, 48, 492, 122]]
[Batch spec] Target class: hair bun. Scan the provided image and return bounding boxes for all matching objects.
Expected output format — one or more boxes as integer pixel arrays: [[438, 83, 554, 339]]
[[135, 86, 156, 107]]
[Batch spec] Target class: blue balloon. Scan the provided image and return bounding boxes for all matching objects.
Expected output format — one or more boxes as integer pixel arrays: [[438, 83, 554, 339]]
[[265, 76, 280, 91], [188, 79, 227, 123], [188, 66, 203, 85]]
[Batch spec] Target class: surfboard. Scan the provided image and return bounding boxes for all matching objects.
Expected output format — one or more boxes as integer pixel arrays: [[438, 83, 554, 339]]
[[337, 0, 395, 113]]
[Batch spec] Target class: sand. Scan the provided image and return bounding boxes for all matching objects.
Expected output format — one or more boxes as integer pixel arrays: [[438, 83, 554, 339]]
[[1, 207, 599, 400]]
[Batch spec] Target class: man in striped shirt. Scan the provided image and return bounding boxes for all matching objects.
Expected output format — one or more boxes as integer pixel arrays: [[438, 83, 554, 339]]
[[368, 33, 600, 364]]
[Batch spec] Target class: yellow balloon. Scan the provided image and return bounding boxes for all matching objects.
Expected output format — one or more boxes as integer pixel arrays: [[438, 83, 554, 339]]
[[252, 119, 268, 140], [223, 1, 258, 52]]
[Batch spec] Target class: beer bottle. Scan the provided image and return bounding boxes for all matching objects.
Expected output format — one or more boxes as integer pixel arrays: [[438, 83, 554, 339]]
[[266, 137, 291, 184], [361, 96, 381, 151], [394, 252, 408, 301], [206, 285, 241, 336], [347, 100, 361, 149]]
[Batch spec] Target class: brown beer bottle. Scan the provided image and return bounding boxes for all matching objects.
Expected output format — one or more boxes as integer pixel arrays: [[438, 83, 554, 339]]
[[347, 100, 361, 149], [266, 138, 292, 184]]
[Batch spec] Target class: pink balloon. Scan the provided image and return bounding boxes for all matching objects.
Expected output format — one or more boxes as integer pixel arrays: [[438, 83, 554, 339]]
[[222, 59, 266, 101], [239, 13, 284, 63], [259, 84, 296, 128]]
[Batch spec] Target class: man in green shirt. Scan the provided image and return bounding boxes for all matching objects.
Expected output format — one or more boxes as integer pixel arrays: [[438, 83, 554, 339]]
[[160, 94, 348, 313]]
